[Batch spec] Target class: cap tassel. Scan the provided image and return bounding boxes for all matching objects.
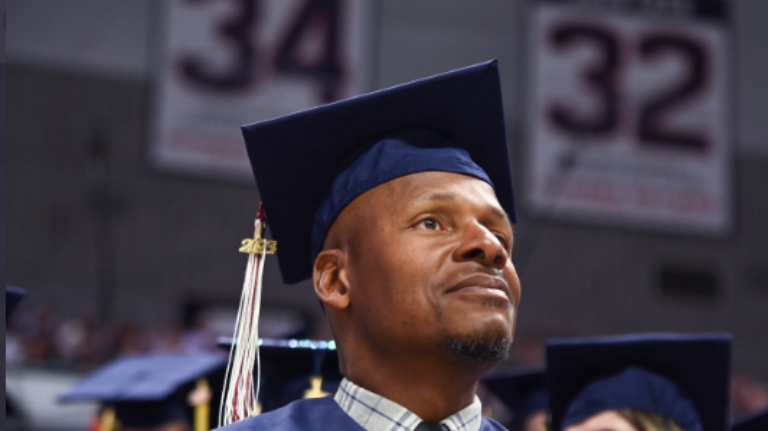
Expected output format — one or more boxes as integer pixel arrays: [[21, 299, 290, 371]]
[[219, 204, 276, 427]]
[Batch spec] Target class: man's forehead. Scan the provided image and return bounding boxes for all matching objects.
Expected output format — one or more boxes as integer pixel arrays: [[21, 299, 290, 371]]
[[384, 172, 508, 218]]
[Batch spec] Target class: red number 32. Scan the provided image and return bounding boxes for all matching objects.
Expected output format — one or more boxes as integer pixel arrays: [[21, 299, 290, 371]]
[[547, 22, 711, 151]]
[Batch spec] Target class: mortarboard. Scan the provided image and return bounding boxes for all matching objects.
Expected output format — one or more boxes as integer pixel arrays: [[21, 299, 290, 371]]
[[732, 409, 768, 431], [546, 333, 731, 431], [242, 59, 516, 284], [6, 286, 26, 321], [217, 338, 342, 413], [61, 353, 226, 429], [482, 367, 548, 431]]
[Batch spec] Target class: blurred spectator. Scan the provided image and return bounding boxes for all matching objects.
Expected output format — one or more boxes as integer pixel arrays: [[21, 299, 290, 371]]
[[149, 325, 186, 353], [23, 308, 58, 364], [733, 373, 768, 418], [5, 305, 221, 371], [181, 313, 215, 353], [6, 327, 26, 365], [114, 321, 151, 356]]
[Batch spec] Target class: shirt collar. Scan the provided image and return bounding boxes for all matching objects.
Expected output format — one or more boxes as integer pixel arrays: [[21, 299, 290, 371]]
[[333, 378, 483, 431]]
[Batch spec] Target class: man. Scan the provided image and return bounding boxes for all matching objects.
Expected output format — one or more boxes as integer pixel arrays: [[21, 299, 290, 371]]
[[222, 60, 521, 430]]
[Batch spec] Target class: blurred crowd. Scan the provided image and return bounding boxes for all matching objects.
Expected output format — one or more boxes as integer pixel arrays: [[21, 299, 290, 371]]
[[5, 306, 217, 371], [6, 307, 768, 423]]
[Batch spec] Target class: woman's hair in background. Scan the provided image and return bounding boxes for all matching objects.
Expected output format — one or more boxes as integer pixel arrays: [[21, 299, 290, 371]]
[[616, 409, 685, 431]]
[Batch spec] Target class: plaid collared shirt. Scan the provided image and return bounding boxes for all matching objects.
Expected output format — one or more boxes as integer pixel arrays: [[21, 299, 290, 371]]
[[334, 378, 483, 431]]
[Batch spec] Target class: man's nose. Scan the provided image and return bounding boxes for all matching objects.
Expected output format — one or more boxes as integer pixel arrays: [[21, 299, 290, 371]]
[[453, 222, 509, 269]]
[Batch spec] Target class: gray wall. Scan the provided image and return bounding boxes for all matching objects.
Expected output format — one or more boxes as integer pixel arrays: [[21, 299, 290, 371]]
[[7, 0, 768, 379]]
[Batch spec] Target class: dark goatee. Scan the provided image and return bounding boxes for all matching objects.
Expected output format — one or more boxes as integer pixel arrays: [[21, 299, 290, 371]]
[[446, 336, 512, 361]]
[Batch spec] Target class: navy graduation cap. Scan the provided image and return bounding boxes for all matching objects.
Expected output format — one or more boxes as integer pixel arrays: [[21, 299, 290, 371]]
[[242, 59, 516, 284], [546, 333, 731, 431], [6, 286, 26, 321], [61, 353, 226, 429], [732, 409, 768, 431], [482, 367, 548, 431], [217, 338, 342, 412]]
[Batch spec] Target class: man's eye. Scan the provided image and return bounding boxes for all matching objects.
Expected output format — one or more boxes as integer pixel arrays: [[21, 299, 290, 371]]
[[495, 233, 510, 250], [419, 218, 439, 230]]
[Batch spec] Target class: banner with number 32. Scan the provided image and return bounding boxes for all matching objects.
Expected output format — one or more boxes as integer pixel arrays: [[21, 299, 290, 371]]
[[526, 0, 731, 236]]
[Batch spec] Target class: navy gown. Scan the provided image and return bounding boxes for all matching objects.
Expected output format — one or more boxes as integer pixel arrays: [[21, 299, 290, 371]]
[[218, 397, 507, 430]]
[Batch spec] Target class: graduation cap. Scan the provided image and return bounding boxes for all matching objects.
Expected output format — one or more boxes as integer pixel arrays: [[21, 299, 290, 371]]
[[217, 338, 342, 413], [242, 59, 516, 284], [732, 409, 768, 431], [6, 286, 26, 321], [482, 367, 548, 431], [546, 333, 731, 431], [60, 353, 226, 430]]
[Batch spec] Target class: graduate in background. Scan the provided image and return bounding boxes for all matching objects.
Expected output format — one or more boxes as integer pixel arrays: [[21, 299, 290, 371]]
[[60, 353, 226, 431], [482, 367, 548, 431], [216, 338, 343, 414], [219, 60, 520, 430], [546, 334, 731, 431]]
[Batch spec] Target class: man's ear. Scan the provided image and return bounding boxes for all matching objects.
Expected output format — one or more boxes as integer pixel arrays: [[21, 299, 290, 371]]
[[313, 249, 351, 310]]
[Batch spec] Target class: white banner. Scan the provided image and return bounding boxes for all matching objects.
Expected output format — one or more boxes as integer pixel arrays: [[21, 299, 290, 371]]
[[150, 0, 373, 181], [526, 0, 731, 236]]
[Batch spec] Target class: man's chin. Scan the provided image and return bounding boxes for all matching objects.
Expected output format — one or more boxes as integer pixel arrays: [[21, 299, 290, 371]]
[[443, 325, 513, 362]]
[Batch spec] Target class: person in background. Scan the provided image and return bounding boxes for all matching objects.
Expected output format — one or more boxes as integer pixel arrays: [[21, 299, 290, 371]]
[[61, 352, 226, 431], [732, 373, 768, 419], [217, 338, 343, 415], [219, 60, 520, 430], [546, 334, 731, 431], [482, 367, 548, 431]]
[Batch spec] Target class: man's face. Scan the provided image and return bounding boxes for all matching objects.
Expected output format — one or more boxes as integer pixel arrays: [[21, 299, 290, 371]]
[[335, 171, 521, 361]]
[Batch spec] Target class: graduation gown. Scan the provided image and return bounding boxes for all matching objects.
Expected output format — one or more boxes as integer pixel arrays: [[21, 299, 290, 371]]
[[217, 397, 508, 431]]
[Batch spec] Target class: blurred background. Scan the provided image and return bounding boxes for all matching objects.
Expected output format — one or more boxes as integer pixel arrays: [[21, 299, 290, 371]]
[[5, 0, 768, 429]]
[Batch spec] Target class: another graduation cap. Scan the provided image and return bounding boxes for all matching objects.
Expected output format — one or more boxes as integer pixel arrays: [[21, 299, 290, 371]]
[[732, 409, 768, 431], [6, 286, 26, 321], [217, 338, 342, 413], [482, 367, 548, 431], [61, 353, 226, 430], [242, 59, 516, 284], [546, 333, 731, 431]]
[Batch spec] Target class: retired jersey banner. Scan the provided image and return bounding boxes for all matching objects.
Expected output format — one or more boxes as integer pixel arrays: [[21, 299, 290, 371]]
[[150, 0, 373, 181], [525, 0, 731, 236]]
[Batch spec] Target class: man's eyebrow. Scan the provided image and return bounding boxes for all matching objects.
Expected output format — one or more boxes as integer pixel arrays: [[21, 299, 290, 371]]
[[413, 191, 458, 202], [488, 205, 510, 223]]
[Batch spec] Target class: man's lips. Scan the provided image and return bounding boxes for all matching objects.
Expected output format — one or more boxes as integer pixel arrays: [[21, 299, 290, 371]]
[[445, 274, 512, 302]]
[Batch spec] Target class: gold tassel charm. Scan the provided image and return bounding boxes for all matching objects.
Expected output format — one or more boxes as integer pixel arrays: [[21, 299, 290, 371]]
[[238, 218, 277, 255]]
